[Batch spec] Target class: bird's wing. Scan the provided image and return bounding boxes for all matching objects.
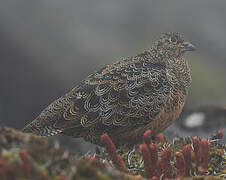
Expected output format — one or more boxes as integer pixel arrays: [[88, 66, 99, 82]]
[[23, 57, 171, 137]]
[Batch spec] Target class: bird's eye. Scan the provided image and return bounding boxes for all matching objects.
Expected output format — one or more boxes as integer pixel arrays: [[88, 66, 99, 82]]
[[170, 37, 177, 43]]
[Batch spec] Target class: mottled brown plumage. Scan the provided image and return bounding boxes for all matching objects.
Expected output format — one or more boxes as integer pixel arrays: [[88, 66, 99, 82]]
[[23, 32, 195, 146]]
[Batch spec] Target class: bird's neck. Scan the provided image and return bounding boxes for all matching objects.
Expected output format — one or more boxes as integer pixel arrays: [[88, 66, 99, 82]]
[[168, 57, 192, 94], [142, 48, 192, 94], [147, 46, 182, 63]]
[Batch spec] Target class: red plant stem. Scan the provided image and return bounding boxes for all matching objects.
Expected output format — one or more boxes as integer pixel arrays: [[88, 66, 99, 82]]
[[182, 145, 192, 176], [19, 149, 31, 177], [192, 136, 201, 167], [151, 176, 158, 180], [217, 130, 224, 139], [0, 158, 9, 179], [158, 146, 173, 179], [198, 139, 209, 169], [192, 136, 201, 155], [140, 130, 159, 178], [41, 171, 48, 180], [140, 144, 155, 178], [101, 134, 128, 173], [155, 134, 165, 143], [175, 152, 185, 178], [155, 159, 162, 178], [103, 160, 111, 168], [143, 130, 152, 145], [59, 174, 65, 180], [86, 155, 99, 163], [217, 149, 224, 156], [149, 143, 158, 167]]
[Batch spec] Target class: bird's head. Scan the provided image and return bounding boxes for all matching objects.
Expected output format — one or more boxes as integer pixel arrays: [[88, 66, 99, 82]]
[[154, 32, 195, 58]]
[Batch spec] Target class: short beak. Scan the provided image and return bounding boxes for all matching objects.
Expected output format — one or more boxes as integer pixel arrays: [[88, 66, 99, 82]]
[[184, 42, 196, 51]]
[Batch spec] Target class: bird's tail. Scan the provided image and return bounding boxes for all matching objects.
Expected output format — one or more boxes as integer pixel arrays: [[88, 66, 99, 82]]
[[22, 118, 63, 137]]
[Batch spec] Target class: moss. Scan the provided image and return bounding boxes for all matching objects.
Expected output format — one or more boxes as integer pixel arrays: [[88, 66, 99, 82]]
[[0, 126, 225, 180], [97, 131, 225, 179]]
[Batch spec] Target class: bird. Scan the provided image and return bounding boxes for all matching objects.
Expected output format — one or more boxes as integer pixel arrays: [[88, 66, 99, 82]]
[[23, 32, 195, 147]]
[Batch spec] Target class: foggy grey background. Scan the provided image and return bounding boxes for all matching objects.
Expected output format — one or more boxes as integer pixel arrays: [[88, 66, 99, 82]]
[[1, 0, 226, 151]]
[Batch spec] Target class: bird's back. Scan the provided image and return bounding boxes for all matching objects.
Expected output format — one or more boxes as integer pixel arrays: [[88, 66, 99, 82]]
[[23, 32, 194, 146], [23, 53, 171, 143]]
